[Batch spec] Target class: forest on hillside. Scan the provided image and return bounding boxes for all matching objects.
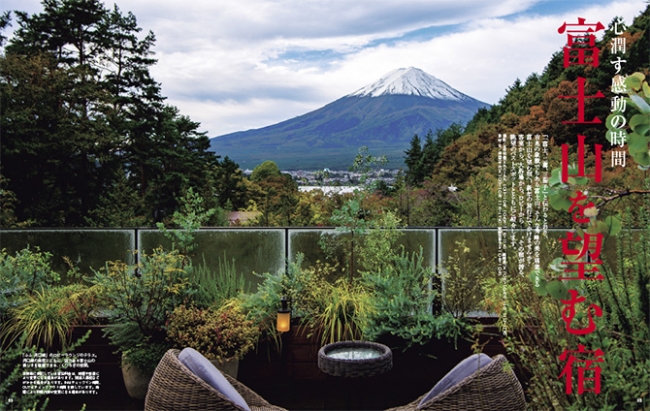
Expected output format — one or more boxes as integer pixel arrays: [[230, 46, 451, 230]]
[[1, 2, 649, 229]]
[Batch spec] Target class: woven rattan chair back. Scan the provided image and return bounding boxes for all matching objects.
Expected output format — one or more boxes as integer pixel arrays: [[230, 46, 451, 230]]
[[385, 354, 526, 411], [144, 349, 287, 411]]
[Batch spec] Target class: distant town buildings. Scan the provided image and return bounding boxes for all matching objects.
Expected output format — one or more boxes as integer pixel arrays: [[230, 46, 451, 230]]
[[283, 168, 401, 187]]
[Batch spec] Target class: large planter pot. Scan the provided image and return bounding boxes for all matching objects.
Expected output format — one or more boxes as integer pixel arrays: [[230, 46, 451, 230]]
[[121, 354, 153, 400], [210, 356, 240, 379]]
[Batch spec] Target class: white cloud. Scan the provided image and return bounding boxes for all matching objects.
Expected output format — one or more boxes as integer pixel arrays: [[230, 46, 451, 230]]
[[2, 0, 646, 136], [149, 0, 647, 136]]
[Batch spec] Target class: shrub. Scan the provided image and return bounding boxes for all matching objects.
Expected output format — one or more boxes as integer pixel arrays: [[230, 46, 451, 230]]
[[1, 284, 97, 349], [166, 301, 258, 361], [88, 247, 191, 373], [0, 247, 60, 321], [362, 248, 472, 347], [188, 254, 247, 309]]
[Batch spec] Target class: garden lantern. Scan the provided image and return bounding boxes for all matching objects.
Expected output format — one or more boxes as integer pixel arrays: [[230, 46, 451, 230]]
[[276, 296, 291, 332]]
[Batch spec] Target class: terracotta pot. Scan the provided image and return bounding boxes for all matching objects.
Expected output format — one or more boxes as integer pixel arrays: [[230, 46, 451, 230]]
[[210, 356, 240, 379], [121, 354, 152, 400]]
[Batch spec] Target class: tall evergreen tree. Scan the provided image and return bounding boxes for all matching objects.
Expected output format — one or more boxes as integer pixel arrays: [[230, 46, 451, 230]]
[[428, 123, 464, 168], [213, 156, 247, 210], [0, 0, 221, 226], [404, 124, 464, 187], [0, 11, 11, 47], [421, 130, 436, 179], [404, 134, 424, 186]]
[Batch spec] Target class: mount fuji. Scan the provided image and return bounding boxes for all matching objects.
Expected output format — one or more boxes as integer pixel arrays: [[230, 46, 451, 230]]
[[210, 67, 490, 170]]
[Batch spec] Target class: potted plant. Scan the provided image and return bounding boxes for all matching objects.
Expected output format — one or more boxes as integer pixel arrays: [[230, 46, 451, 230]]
[[88, 247, 192, 399], [361, 247, 475, 349], [166, 299, 259, 378], [0, 283, 97, 350], [119, 342, 170, 400], [0, 247, 97, 409]]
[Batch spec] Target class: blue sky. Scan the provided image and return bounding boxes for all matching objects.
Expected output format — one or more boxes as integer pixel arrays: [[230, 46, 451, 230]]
[[2, 0, 647, 137]]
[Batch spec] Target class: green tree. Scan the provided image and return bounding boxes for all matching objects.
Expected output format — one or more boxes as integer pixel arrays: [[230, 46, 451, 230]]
[[0, 11, 10, 47], [0, 49, 113, 226], [213, 156, 247, 210], [404, 134, 424, 186], [85, 168, 148, 227], [253, 174, 300, 226], [250, 160, 282, 182], [0, 0, 221, 227], [428, 123, 464, 168], [321, 147, 390, 279], [141, 105, 219, 223], [156, 187, 217, 256], [404, 125, 464, 188], [420, 130, 436, 179], [452, 173, 498, 227]]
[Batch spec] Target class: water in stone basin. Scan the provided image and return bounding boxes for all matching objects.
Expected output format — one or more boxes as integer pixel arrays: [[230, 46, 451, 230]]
[[327, 347, 381, 360]]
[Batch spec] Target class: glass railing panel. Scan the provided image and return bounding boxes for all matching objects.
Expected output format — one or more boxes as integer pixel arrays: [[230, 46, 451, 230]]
[[138, 228, 285, 288], [0, 229, 135, 283], [288, 228, 435, 282]]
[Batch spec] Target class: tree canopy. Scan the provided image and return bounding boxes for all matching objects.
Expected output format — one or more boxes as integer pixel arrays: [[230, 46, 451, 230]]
[[0, 0, 226, 227]]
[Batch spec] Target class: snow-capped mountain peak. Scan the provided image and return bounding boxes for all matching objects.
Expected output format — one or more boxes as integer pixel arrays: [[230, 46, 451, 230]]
[[347, 67, 469, 101]]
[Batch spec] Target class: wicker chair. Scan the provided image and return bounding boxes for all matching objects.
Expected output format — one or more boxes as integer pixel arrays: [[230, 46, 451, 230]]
[[144, 349, 288, 411], [385, 354, 526, 411]]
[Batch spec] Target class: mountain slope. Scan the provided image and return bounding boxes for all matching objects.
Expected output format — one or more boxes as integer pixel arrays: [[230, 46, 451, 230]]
[[210, 68, 490, 170]]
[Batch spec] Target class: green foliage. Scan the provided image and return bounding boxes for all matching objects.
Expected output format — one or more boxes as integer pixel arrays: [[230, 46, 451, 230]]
[[362, 249, 435, 344], [0, 0, 221, 227], [250, 173, 302, 226], [275, 253, 318, 320], [246, 243, 475, 350], [156, 187, 217, 255], [323, 207, 406, 281], [329, 199, 368, 235], [0, 247, 60, 321], [166, 301, 259, 361], [0, 247, 98, 406], [275, 257, 372, 345], [322, 146, 398, 270], [84, 169, 148, 227], [307, 278, 371, 345], [250, 160, 282, 182], [213, 156, 248, 210], [362, 247, 474, 348], [496, 75, 545, 117], [0, 174, 33, 228], [0, 11, 10, 47], [240, 254, 372, 347], [439, 241, 487, 317], [482, 203, 650, 410], [451, 173, 499, 227], [122, 341, 169, 377], [356, 211, 403, 273], [404, 134, 424, 186], [1, 284, 97, 350], [349, 146, 388, 190], [188, 254, 248, 309], [238, 270, 285, 350], [88, 248, 191, 360], [393, 180, 457, 226], [404, 126, 465, 188], [239, 254, 344, 347], [321, 198, 370, 282]]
